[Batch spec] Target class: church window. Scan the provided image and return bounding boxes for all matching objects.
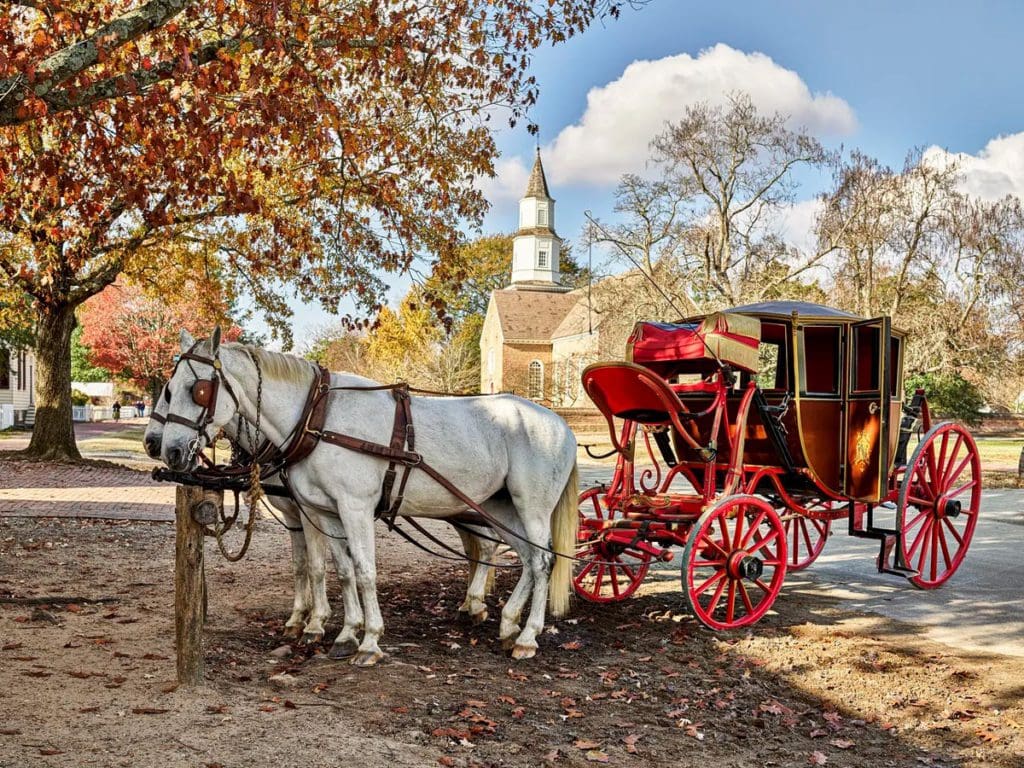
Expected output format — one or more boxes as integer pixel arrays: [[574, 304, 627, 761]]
[[0, 349, 9, 389], [537, 205, 548, 226], [528, 360, 543, 400], [538, 249, 549, 269]]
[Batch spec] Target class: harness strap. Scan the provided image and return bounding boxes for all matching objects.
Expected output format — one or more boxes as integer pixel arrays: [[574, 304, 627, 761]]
[[375, 386, 415, 520]]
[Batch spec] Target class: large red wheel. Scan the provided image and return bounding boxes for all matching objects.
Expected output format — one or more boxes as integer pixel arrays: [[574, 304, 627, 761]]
[[898, 422, 981, 589], [681, 495, 787, 630], [780, 515, 831, 571], [573, 487, 652, 602]]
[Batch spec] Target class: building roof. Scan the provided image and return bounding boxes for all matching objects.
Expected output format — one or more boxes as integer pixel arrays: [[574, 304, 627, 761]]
[[492, 288, 579, 341], [524, 149, 551, 199]]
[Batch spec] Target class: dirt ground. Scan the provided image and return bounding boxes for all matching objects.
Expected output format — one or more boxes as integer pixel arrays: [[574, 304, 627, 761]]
[[2, 512, 1023, 768]]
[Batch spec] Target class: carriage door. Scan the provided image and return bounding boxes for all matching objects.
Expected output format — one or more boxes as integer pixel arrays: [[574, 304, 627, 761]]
[[844, 317, 891, 501]]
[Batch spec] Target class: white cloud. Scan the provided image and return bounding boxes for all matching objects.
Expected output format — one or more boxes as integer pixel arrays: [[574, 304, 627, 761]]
[[479, 44, 855, 218], [923, 132, 1024, 202], [774, 198, 824, 255], [476, 157, 531, 208], [546, 44, 856, 188]]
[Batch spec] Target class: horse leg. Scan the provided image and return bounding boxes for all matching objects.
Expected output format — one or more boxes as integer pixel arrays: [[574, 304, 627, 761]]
[[336, 504, 385, 667], [278, 501, 313, 639], [456, 527, 494, 624], [320, 523, 364, 660], [297, 513, 331, 644]]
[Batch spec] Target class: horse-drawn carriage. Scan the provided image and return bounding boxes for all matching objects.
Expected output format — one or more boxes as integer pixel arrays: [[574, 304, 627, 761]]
[[574, 301, 981, 630]]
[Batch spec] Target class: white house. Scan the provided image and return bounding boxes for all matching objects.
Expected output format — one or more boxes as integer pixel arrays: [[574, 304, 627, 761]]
[[0, 346, 35, 429]]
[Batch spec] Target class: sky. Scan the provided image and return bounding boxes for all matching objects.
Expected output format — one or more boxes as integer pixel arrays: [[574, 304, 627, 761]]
[[276, 0, 1024, 346]]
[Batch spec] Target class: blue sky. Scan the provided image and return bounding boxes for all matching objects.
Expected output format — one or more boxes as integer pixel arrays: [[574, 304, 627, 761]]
[[278, 0, 1024, 346]]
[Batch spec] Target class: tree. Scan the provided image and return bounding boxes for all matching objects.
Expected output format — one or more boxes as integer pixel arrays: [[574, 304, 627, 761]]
[[905, 372, 984, 426], [70, 326, 109, 383], [646, 94, 833, 306], [78, 280, 240, 403], [0, 0, 637, 459]]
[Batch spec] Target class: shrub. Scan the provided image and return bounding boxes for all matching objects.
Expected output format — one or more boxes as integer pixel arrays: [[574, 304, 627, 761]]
[[904, 372, 984, 426], [70, 389, 90, 407]]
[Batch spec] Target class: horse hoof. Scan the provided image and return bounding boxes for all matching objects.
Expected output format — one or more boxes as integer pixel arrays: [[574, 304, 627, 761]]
[[471, 610, 488, 625], [500, 635, 518, 651], [282, 624, 303, 639], [328, 640, 358, 660], [350, 650, 385, 667], [300, 631, 323, 646], [511, 644, 537, 660]]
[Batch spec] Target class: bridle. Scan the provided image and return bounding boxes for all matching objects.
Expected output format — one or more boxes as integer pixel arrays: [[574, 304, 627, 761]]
[[160, 340, 241, 466]]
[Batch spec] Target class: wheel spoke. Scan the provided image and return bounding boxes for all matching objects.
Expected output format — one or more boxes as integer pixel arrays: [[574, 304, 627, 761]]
[[904, 508, 930, 532], [929, 522, 939, 582], [575, 558, 597, 581], [621, 563, 637, 582], [748, 530, 780, 555], [739, 509, 768, 548], [725, 579, 737, 624], [915, 519, 932, 574], [593, 564, 607, 593], [702, 538, 731, 560], [705, 576, 728, 615], [800, 519, 815, 558], [936, 431, 950, 483], [694, 569, 726, 596], [691, 558, 728, 568], [942, 516, 964, 545], [737, 580, 756, 614], [907, 516, 933, 559], [609, 564, 621, 597], [913, 466, 935, 499], [943, 453, 972, 493], [732, 509, 745, 549], [937, 522, 952, 572], [948, 478, 977, 498], [753, 577, 772, 594], [939, 434, 965, 487], [907, 495, 932, 508]]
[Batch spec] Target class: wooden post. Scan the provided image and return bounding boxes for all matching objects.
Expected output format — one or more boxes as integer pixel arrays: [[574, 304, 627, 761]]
[[175, 485, 206, 686]]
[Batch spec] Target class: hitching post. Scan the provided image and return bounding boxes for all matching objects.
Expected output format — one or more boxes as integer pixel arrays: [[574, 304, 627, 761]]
[[175, 484, 207, 685]]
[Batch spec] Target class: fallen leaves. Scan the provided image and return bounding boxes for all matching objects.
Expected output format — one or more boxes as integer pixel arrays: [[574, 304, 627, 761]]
[[131, 707, 169, 715], [808, 750, 828, 765]]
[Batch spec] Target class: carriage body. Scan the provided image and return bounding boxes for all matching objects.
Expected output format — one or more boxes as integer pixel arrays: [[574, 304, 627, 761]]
[[574, 301, 981, 629]]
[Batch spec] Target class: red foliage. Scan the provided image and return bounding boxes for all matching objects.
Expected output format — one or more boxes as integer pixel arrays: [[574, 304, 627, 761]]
[[78, 282, 241, 392]]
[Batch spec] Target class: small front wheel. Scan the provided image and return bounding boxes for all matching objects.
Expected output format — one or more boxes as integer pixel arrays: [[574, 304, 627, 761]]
[[573, 487, 651, 602], [682, 495, 787, 630], [780, 515, 831, 571]]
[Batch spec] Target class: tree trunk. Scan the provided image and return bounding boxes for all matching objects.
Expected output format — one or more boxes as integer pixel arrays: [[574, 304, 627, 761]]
[[25, 302, 81, 461]]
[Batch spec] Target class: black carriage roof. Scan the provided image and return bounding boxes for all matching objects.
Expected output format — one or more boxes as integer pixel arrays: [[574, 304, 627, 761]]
[[724, 301, 863, 320]]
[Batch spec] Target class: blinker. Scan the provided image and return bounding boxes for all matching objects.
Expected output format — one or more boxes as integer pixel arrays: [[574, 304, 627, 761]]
[[192, 379, 215, 409]]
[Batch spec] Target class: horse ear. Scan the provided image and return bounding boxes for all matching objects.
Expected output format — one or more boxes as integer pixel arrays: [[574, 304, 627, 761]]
[[211, 325, 222, 354], [180, 329, 195, 353]]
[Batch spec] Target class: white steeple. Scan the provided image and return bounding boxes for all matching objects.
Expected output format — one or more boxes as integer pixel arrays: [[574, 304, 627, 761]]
[[511, 149, 566, 290]]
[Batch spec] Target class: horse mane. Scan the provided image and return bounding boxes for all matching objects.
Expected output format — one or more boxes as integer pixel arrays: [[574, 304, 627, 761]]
[[226, 343, 316, 388]]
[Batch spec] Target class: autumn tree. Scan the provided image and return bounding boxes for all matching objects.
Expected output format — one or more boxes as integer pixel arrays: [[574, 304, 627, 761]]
[[0, 0, 638, 459], [78, 280, 241, 403]]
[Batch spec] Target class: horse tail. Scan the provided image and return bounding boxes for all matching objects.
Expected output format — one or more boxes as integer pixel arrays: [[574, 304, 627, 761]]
[[548, 461, 579, 618]]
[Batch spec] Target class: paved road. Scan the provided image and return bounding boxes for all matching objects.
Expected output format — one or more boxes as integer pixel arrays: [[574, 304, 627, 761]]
[[0, 417, 149, 452], [793, 488, 1023, 658]]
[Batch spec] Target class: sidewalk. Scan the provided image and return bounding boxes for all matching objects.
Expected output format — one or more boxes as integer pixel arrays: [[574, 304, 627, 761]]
[[0, 459, 175, 521]]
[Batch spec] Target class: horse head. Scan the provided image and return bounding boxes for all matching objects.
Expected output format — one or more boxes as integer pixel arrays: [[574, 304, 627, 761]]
[[160, 326, 242, 471]]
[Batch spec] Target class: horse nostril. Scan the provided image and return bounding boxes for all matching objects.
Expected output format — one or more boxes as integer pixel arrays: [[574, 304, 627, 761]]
[[167, 447, 183, 468], [144, 436, 160, 458]]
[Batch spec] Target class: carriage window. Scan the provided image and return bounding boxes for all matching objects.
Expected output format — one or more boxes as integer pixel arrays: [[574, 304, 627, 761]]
[[890, 336, 902, 395], [800, 326, 841, 395], [528, 360, 543, 400], [753, 322, 788, 391], [852, 325, 881, 392], [754, 343, 782, 390]]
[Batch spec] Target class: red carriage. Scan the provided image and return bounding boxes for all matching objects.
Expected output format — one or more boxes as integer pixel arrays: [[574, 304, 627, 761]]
[[573, 301, 981, 630]]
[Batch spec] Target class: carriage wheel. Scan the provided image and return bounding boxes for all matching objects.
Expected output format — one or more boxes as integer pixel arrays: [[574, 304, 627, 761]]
[[573, 487, 651, 603], [682, 495, 787, 630], [898, 422, 981, 589], [780, 516, 831, 571]]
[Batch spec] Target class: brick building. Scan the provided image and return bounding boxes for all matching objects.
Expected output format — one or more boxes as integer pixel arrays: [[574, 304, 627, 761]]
[[480, 150, 607, 407]]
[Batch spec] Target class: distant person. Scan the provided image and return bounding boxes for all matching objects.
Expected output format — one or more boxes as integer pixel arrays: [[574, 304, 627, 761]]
[[112, 402, 121, 421], [135, 399, 145, 417]]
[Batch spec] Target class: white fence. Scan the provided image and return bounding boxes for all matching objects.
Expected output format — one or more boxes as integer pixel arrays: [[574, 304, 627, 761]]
[[0, 404, 12, 430], [72, 405, 117, 422]]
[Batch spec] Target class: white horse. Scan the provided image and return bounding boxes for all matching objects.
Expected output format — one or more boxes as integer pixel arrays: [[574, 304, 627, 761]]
[[145, 378, 501, 658], [159, 331, 578, 665]]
